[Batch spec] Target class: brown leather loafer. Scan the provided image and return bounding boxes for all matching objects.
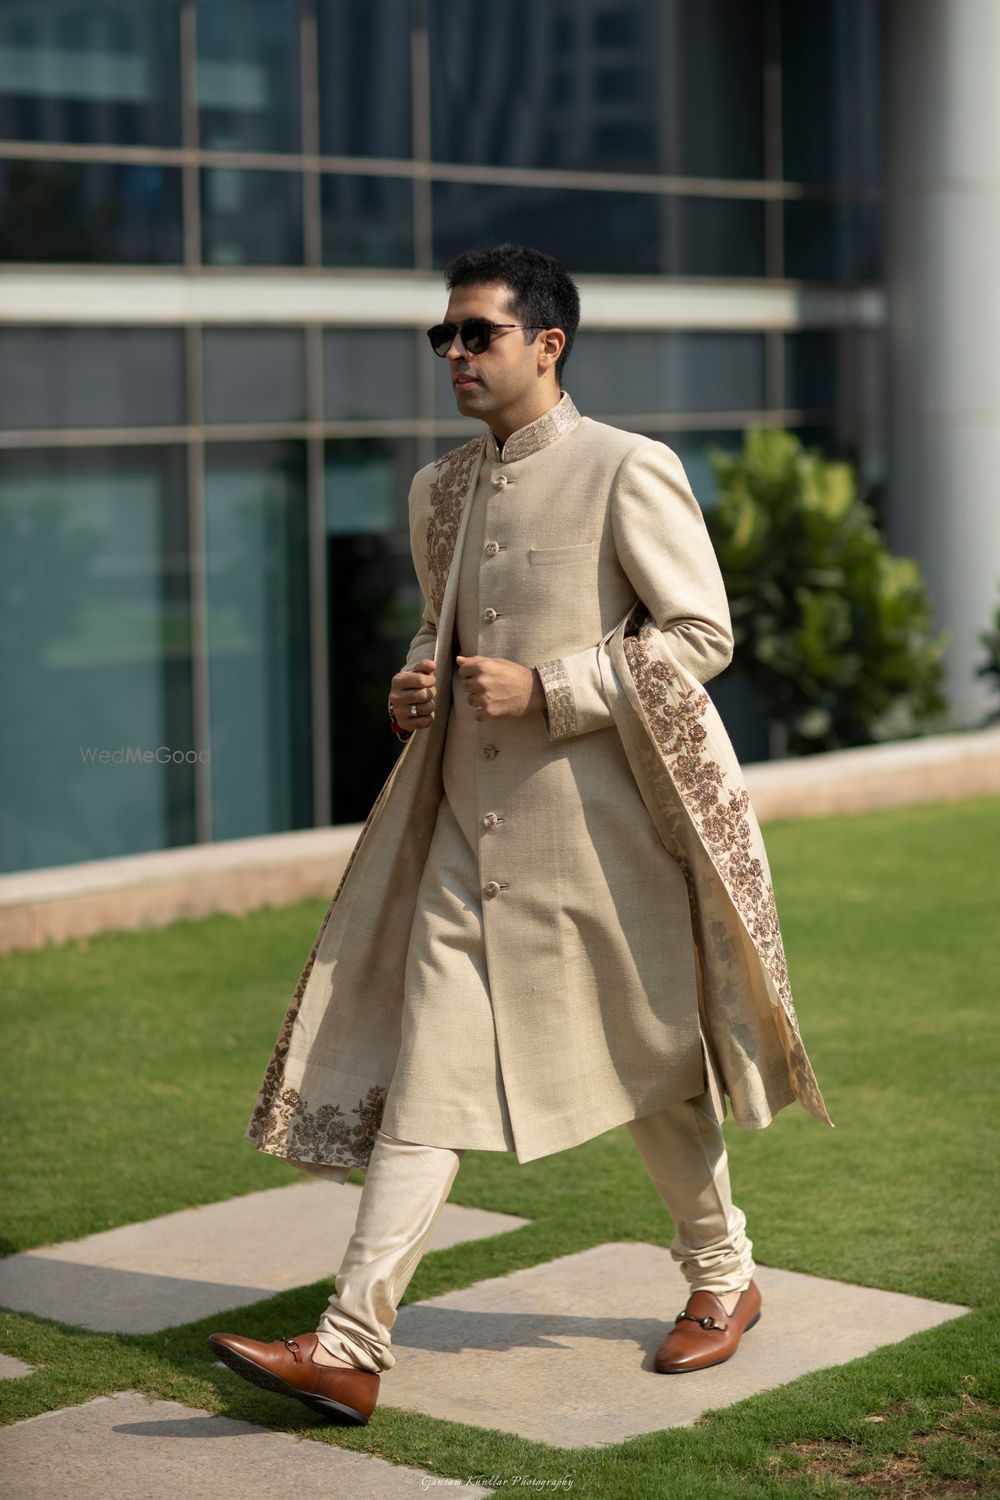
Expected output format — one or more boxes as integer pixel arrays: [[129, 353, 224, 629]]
[[207, 1331, 379, 1424], [653, 1280, 762, 1373]]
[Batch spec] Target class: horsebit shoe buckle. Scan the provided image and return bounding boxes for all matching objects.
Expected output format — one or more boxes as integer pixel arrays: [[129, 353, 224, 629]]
[[675, 1311, 727, 1331]]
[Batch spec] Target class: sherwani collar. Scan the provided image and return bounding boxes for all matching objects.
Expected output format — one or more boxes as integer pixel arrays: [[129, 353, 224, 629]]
[[485, 388, 582, 463]]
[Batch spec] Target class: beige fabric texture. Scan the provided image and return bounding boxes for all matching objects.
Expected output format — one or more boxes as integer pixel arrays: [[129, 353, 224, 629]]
[[245, 389, 830, 1186], [380, 428, 704, 1154], [315, 1097, 755, 1373]]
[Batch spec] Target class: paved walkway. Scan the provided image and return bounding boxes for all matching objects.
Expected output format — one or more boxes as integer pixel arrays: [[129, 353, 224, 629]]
[[0, 1177, 970, 1488]]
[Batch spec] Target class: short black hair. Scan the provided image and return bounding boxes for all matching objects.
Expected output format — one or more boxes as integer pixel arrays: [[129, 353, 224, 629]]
[[442, 242, 581, 385]]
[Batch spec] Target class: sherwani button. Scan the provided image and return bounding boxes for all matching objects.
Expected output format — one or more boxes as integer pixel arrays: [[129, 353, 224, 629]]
[[483, 811, 500, 828], [492, 474, 509, 489], [485, 541, 500, 556], [481, 744, 498, 759], [483, 880, 501, 898], [482, 607, 498, 623]]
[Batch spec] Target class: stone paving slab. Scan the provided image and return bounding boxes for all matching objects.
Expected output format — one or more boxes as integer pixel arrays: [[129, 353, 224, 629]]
[[0, 1351, 35, 1379], [0, 1391, 495, 1499], [381, 1241, 970, 1448], [0, 1179, 529, 1334]]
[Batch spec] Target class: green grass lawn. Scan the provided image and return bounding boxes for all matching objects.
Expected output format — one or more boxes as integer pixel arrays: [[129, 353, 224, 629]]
[[2, 794, 999, 1498]]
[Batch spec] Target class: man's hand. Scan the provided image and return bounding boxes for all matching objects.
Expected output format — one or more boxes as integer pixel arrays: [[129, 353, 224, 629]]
[[456, 655, 546, 720], [389, 658, 436, 730]]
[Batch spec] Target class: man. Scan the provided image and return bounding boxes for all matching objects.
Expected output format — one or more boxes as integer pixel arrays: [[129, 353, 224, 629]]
[[209, 244, 829, 1428]]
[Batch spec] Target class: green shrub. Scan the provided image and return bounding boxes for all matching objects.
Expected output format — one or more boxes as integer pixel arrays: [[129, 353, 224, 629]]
[[975, 585, 1000, 725], [704, 427, 952, 755]]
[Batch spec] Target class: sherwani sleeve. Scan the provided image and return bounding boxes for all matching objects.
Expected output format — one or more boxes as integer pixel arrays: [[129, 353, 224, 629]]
[[534, 439, 734, 741]]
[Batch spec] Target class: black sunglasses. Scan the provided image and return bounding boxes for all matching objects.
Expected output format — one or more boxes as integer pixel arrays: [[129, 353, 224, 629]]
[[426, 318, 546, 357]]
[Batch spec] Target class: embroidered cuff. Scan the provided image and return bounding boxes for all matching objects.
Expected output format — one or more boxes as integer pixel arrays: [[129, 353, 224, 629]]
[[536, 657, 577, 740]]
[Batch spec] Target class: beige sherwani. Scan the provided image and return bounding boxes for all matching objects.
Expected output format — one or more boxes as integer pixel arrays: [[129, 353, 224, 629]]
[[380, 394, 709, 1158], [245, 390, 829, 1185]]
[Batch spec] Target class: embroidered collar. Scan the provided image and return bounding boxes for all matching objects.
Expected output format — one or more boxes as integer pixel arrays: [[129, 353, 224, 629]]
[[484, 389, 582, 463]]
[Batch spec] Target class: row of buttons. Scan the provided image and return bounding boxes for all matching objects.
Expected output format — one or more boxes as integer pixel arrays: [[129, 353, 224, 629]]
[[481, 478, 510, 899]]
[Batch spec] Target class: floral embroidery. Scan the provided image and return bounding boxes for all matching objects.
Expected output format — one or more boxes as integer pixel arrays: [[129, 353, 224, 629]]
[[249, 1082, 388, 1171], [426, 436, 483, 617], [620, 605, 829, 1124], [245, 759, 399, 1170], [536, 658, 577, 739]]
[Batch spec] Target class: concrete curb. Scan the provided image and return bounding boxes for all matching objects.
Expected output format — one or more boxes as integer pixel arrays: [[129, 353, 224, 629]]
[[2, 727, 997, 954]]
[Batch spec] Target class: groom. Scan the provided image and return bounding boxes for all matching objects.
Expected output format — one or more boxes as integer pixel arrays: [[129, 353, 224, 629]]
[[208, 243, 826, 1427]]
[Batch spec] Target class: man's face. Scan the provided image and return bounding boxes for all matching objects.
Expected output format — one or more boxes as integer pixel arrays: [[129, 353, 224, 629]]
[[441, 282, 545, 417]]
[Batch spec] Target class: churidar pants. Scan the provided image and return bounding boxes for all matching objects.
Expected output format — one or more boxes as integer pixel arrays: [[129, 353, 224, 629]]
[[312, 1095, 754, 1373]]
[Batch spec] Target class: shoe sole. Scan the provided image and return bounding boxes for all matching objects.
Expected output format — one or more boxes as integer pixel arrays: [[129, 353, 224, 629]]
[[207, 1337, 372, 1424], [654, 1308, 762, 1374]]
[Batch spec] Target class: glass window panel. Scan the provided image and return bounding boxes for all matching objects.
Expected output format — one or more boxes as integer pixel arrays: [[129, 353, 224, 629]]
[[324, 329, 415, 420], [784, 197, 881, 282], [323, 436, 419, 821], [197, 0, 300, 153], [200, 167, 303, 265], [0, 445, 194, 873], [0, 0, 181, 146], [0, 159, 183, 263], [203, 329, 305, 424], [203, 441, 312, 839], [320, 174, 414, 268], [432, 182, 765, 277], [784, 330, 838, 411], [316, 0, 412, 158], [429, 0, 763, 179], [567, 332, 766, 417], [594, 10, 641, 47], [781, 0, 882, 189], [0, 328, 184, 429]]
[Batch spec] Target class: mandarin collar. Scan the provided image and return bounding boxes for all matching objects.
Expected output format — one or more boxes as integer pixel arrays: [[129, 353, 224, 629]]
[[484, 389, 582, 463]]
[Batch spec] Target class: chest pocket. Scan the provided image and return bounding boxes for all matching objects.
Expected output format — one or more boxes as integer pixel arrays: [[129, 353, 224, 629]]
[[528, 540, 595, 566]]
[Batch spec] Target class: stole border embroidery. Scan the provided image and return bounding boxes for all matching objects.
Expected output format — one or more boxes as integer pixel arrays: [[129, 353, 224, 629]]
[[621, 612, 800, 1037], [247, 434, 484, 1172], [244, 762, 398, 1167], [426, 436, 484, 617]]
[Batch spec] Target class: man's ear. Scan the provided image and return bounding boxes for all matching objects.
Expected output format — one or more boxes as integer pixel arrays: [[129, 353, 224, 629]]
[[539, 327, 564, 370]]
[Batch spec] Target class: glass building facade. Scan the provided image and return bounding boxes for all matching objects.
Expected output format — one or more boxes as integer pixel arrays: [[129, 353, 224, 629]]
[[0, 0, 885, 874]]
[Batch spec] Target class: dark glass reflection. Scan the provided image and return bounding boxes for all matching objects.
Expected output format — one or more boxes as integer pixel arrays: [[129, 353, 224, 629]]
[[784, 197, 881, 281], [0, 328, 185, 429], [317, 0, 413, 158], [0, 0, 182, 146], [320, 174, 414, 267], [784, 330, 838, 411], [203, 441, 312, 839], [432, 182, 765, 277], [781, 0, 882, 188], [324, 329, 416, 420], [0, 159, 183, 263], [323, 437, 418, 821], [197, 0, 300, 153], [568, 332, 766, 416], [200, 167, 303, 265], [0, 445, 194, 872], [429, 0, 764, 178], [203, 329, 305, 424]]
